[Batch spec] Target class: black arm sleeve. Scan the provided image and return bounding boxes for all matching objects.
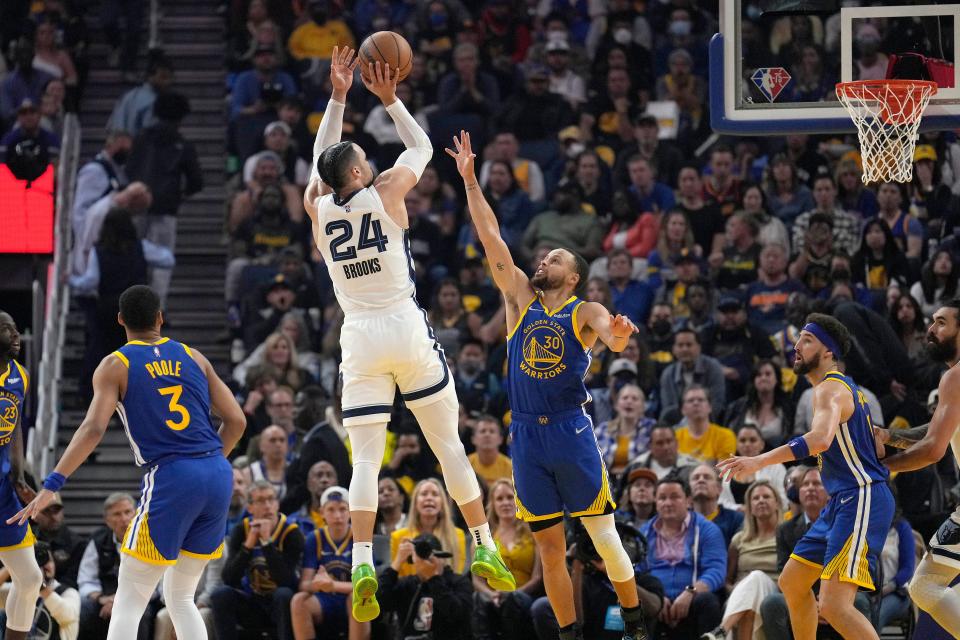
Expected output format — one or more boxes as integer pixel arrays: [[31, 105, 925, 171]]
[[262, 529, 304, 589], [221, 525, 251, 588]]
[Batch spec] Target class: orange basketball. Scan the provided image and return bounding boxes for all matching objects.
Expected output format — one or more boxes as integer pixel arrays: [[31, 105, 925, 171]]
[[358, 31, 413, 82]]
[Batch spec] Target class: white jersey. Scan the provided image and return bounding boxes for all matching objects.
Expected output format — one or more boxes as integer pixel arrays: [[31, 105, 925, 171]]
[[314, 186, 415, 314]]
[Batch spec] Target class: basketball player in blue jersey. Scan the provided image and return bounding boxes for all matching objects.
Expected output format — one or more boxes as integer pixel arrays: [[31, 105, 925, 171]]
[[717, 313, 894, 640], [304, 49, 515, 624], [0, 312, 43, 640], [10, 285, 247, 640], [445, 131, 650, 640]]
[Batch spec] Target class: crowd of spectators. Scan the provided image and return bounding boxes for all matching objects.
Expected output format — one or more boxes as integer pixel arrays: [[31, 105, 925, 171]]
[[4, 0, 960, 638]]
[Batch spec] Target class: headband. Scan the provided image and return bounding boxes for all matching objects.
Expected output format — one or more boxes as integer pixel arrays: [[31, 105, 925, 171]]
[[802, 322, 842, 359]]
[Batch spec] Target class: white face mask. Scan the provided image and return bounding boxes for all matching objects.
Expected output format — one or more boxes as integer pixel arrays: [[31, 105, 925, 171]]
[[669, 20, 691, 37], [566, 142, 585, 158], [613, 28, 632, 45]]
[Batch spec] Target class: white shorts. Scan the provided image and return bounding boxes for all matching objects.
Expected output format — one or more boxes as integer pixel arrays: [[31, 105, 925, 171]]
[[929, 512, 960, 570], [339, 300, 453, 427]]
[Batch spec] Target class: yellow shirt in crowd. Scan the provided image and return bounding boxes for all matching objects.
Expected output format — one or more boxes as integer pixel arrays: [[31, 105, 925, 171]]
[[468, 452, 513, 486], [287, 20, 355, 60], [675, 423, 736, 463], [390, 526, 467, 578], [496, 533, 536, 587]]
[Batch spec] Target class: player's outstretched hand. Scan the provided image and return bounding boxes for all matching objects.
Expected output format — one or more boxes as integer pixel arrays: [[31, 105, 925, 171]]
[[444, 130, 476, 180], [716, 455, 763, 484], [873, 426, 889, 459], [362, 61, 397, 104], [7, 488, 55, 526], [330, 46, 359, 96], [610, 314, 639, 339]]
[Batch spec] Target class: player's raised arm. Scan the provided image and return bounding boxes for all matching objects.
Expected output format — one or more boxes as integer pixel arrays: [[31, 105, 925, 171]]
[[305, 46, 358, 215], [367, 61, 432, 212], [884, 366, 960, 472], [577, 304, 639, 352], [8, 355, 126, 525], [190, 347, 247, 456], [445, 131, 532, 304]]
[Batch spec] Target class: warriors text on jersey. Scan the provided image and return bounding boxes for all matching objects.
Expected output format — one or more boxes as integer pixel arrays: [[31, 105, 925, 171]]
[[506, 295, 592, 416], [113, 337, 223, 466], [313, 186, 414, 313], [815, 370, 889, 495]]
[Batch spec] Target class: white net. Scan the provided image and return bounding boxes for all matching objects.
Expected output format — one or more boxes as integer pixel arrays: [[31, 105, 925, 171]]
[[836, 80, 938, 184]]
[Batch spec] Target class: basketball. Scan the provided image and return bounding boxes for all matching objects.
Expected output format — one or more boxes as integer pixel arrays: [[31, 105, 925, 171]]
[[358, 31, 412, 83]]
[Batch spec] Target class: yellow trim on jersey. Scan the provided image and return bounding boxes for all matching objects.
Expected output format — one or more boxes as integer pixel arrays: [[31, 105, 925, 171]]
[[112, 351, 130, 367], [543, 296, 577, 317], [121, 516, 175, 566], [126, 337, 171, 346], [571, 301, 589, 350], [789, 553, 824, 570], [0, 525, 35, 552], [13, 361, 28, 394], [322, 526, 352, 556], [506, 296, 538, 341], [180, 542, 225, 561], [821, 533, 875, 590], [181, 343, 194, 358], [514, 496, 563, 523], [570, 464, 616, 517], [0, 363, 10, 386]]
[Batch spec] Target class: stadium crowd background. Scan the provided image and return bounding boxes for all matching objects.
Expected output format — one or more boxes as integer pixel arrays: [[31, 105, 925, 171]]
[[3, 0, 960, 638]]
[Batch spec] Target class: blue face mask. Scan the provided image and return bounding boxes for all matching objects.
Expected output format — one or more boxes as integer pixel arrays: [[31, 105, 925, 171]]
[[430, 12, 447, 28], [786, 484, 800, 504]]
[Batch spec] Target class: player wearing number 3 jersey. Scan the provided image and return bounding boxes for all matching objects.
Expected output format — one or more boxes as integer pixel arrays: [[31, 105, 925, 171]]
[[11, 285, 247, 640], [303, 47, 514, 624]]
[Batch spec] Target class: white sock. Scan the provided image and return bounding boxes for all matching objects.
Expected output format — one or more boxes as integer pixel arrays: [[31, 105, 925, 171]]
[[353, 542, 373, 568], [471, 523, 497, 552]]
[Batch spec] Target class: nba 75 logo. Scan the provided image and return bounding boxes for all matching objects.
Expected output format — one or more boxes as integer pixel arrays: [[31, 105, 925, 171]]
[[751, 67, 791, 103]]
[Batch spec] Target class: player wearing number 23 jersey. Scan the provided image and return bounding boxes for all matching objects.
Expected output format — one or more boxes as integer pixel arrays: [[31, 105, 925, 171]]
[[112, 336, 233, 565]]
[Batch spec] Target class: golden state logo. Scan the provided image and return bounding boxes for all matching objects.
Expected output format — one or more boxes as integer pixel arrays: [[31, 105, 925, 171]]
[[520, 320, 567, 380], [0, 395, 18, 436]]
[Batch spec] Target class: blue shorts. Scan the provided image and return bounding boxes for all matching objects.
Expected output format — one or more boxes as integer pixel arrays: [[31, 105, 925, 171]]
[[791, 482, 894, 590], [0, 481, 32, 551], [122, 454, 232, 565], [316, 592, 347, 631], [510, 409, 615, 524]]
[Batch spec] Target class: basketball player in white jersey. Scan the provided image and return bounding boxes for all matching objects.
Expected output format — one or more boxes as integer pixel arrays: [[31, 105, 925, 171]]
[[873, 298, 960, 633], [303, 48, 515, 623]]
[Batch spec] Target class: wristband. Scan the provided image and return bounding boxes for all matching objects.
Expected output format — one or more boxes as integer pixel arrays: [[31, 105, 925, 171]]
[[43, 472, 66, 492], [788, 436, 810, 460]]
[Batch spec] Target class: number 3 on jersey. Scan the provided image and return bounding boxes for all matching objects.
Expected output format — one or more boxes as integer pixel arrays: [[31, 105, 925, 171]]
[[326, 212, 389, 262], [158, 385, 191, 431]]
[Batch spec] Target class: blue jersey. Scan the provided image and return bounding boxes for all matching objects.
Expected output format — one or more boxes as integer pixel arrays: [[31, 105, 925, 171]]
[[506, 295, 592, 416], [818, 371, 889, 495], [0, 360, 28, 482], [303, 526, 353, 583], [113, 338, 223, 467]]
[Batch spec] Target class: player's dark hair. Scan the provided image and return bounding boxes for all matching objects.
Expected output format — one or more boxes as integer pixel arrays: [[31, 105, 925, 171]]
[[656, 472, 690, 497], [568, 250, 590, 298], [316, 141, 357, 192], [118, 285, 161, 331], [942, 298, 960, 315], [804, 312, 851, 359]]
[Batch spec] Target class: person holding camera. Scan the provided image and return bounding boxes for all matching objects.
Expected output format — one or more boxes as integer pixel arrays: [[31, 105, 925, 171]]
[[379, 533, 474, 640], [212, 480, 304, 640], [0, 541, 80, 640]]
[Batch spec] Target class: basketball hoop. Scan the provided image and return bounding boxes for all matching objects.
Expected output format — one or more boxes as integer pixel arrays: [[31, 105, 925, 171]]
[[836, 80, 938, 184]]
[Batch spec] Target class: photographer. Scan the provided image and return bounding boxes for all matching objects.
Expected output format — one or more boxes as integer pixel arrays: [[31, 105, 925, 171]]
[[379, 533, 474, 640], [0, 541, 80, 640], [529, 519, 663, 640]]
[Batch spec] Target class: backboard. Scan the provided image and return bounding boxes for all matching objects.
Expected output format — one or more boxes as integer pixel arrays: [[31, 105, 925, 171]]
[[711, 0, 960, 134]]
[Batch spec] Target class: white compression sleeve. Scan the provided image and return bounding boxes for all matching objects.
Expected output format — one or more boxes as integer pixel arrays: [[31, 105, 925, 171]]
[[385, 100, 432, 180], [348, 422, 388, 512], [409, 393, 482, 505], [581, 514, 635, 583], [309, 98, 346, 183], [106, 554, 166, 640], [162, 555, 209, 640], [0, 546, 42, 632]]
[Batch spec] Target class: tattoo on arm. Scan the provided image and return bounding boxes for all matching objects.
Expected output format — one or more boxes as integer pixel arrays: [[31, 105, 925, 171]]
[[887, 423, 930, 450], [465, 183, 480, 192], [496, 262, 505, 271]]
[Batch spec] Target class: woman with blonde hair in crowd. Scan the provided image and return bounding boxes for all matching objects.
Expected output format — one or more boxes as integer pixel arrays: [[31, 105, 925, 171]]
[[646, 209, 698, 291], [390, 478, 467, 577], [234, 311, 320, 386], [242, 330, 307, 394], [702, 480, 782, 640], [473, 479, 542, 640]]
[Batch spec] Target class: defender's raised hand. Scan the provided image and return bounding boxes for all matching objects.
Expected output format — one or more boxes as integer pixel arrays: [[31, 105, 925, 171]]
[[444, 130, 477, 180], [362, 61, 398, 104], [330, 46, 359, 99]]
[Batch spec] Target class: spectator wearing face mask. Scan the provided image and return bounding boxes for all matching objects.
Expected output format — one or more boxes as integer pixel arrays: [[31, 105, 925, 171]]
[[286, 0, 355, 61], [522, 183, 606, 262], [72, 130, 132, 237], [454, 339, 501, 415]]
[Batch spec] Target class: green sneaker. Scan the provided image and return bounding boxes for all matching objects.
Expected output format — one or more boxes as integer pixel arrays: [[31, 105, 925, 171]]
[[351, 563, 380, 622], [471, 545, 517, 592]]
